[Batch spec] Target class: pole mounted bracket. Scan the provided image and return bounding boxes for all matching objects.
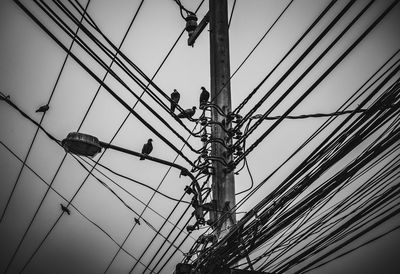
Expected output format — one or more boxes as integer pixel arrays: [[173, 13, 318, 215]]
[[188, 11, 210, 46]]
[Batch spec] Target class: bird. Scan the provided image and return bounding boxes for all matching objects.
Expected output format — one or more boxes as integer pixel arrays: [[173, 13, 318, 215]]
[[140, 138, 153, 160], [177, 106, 196, 119], [170, 89, 180, 113], [36, 104, 49, 113], [60, 204, 71, 215], [199, 86, 210, 109]]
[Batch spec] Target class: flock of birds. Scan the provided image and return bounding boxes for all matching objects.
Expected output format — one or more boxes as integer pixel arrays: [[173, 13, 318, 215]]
[[141, 86, 210, 159], [33, 86, 210, 161]]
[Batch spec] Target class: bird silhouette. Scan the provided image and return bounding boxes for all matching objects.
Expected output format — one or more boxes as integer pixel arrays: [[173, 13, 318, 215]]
[[60, 204, 71, 215], [140, 138, 153, 160], [177, 106, 196, 119], [36, 104, 49, 113], [199, 87, 210, 109], [170, 89, 180, 113]]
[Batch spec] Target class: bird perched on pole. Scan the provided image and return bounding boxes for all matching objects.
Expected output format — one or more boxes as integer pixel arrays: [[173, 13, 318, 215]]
[[199, 87, 209, 109], [36, 104, 49, 113], [140, 138, 153, 160], [170, 89, 180, 113], [178, 106, 196, 119]]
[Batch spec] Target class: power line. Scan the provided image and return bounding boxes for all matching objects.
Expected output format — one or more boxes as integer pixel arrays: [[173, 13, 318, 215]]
[[0, 140, 145, 267], [250, 106, 400, 120], [233, 0, 338, 115], [233, 0, 352, 130], [0, 0, 90, 224], [228, 0, 237, 28], [234, 0, 395, 165], [211, 0, 296, 103], [32, 0, 199, 162], [1, 92, 183, 272], [184, 42, 400, 268]]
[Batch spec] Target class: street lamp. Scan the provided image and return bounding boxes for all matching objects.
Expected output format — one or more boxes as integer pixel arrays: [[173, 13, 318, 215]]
[[61, 132, 201, 195]]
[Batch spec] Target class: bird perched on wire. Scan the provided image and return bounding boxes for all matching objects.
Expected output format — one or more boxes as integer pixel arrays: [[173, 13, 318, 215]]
[[60, 204, 71, 215], [36, 104, 49, 113], [134, 217, 141, 225], [170, 89, 180, 113], [178, 106, 196, 119], [199, 86, 209, 109], [140, 138, 153, 160]]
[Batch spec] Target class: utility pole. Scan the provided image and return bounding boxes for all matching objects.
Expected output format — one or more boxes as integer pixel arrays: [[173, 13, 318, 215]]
[[175, 1, 236, 273], [209, 0, 236, 238]]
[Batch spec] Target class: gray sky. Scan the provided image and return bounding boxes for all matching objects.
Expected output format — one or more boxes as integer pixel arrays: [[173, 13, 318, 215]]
[[1, 0, 400, 273]]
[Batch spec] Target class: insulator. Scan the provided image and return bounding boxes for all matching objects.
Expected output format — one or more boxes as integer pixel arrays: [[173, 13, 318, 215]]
[[200, 118, 208, 126], [185, 13, 198, 34], [227, 129, 235, 138]]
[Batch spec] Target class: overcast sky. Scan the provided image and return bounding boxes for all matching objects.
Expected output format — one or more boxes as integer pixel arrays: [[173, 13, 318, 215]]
[[1, 0, 400, 273]]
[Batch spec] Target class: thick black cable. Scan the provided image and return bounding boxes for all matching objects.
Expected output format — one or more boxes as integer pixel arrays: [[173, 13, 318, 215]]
[[1, 92, 172, 272], [302, 224, 400, 274], [228, 0, 237, 28], [235, 0, 371, 146], [9, 0, 162, 272], [103, 1, 207, 270], [0, 140, 145, 265], [235, 0, 394, 165], [0, 0, 90, 224], [211, 0, 296, 103], [57, 0, 200, 141], [8, 1, 204, 273], [38, 0, 200, 157], [20, 0, 195, 167], [189, 56, 397, 268], [232, 0, 338, 116]]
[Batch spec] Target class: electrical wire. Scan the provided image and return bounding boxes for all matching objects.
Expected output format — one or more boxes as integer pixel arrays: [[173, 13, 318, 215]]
[[0, 140, 150, 267], [250, 106, 400, 120], [8, 0, 187, 272], [228, 0, 237, 28], [33, 0, 200, 161], [233, 0, 353, 131], [0, 91, 193, 272], [232, 0, 338, 115], [185, 38, 400, 270], [0, 0, 90, 224], [234, 0, 393, 166], [210, 0, 296, 103]]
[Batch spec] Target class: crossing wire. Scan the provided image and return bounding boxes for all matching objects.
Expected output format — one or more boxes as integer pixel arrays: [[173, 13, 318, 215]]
[[232, 0, 338, 115], [1, 92, 188, 273], [210, 0, 296, 103], [35, 0, 199, 160], [58, 0, 202, 145], [9, 0, 208, 272], [0, 0, 90, 224], [234, 0, 396, 166], [0, 140, 145, 267], [233, 0, 354, 130], [103, 1, 208, 272], [183, 44, 400, 267], [6, 0, 152, 272]]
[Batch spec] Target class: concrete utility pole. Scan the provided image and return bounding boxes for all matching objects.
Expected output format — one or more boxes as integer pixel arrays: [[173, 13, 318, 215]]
[[209, 0, 236, 238]]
